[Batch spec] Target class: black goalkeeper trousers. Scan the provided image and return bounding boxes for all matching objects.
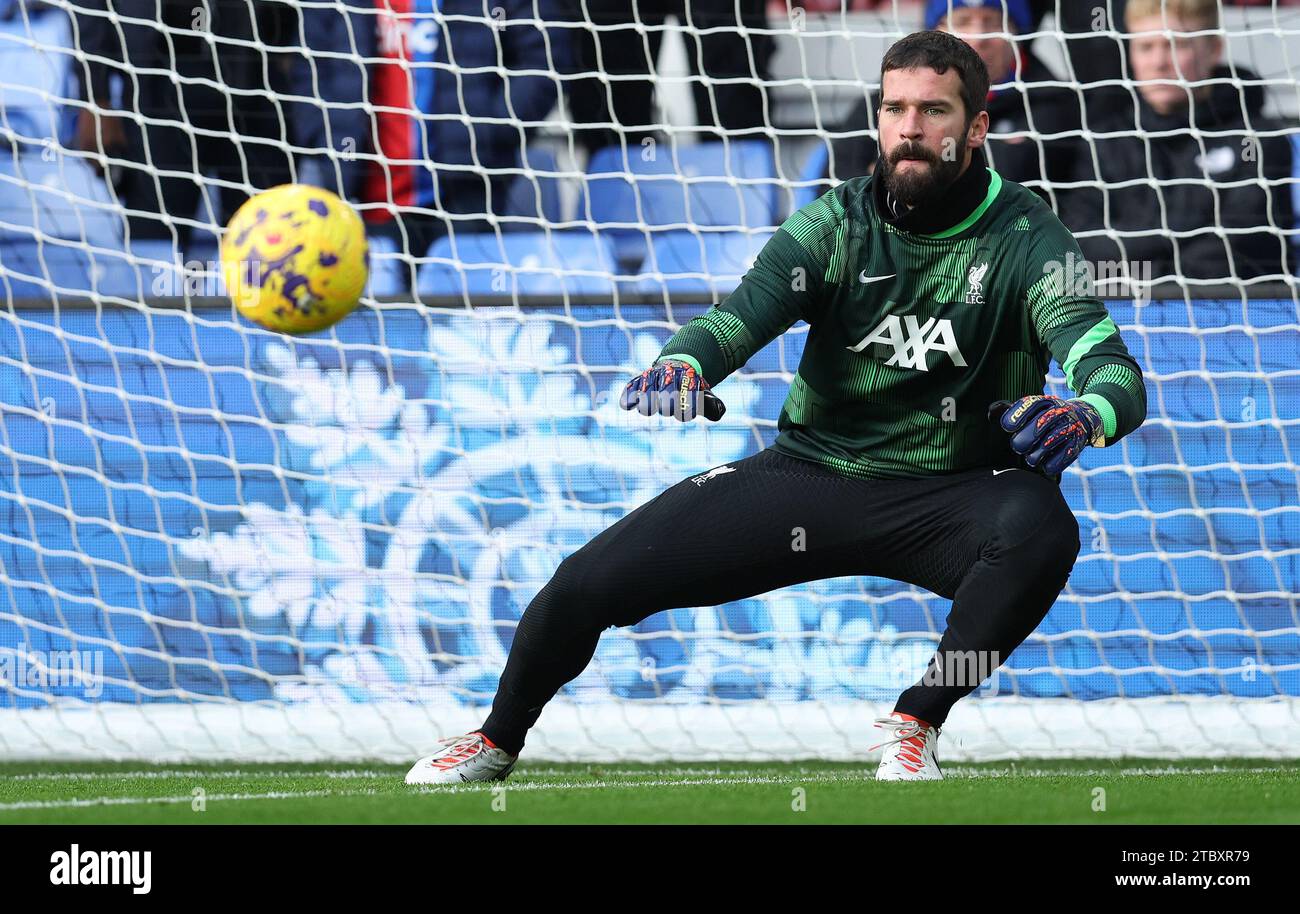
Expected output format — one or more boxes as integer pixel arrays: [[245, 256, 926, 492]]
[[480, 448, 1081, 754]]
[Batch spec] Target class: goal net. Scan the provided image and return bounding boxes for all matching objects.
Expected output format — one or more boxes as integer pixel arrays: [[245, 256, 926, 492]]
[[0, 0, 1296, 761]]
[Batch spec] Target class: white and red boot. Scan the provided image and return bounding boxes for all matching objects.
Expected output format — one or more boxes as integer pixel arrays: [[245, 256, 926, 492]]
[[404, 732, 519, 785], [871, 711, 943, 781]]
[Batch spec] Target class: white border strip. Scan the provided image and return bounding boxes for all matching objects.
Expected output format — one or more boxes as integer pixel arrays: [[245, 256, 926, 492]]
[[0, 697, 1297, 762]]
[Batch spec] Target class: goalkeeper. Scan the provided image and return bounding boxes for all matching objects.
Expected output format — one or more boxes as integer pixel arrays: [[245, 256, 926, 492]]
[[407, 29, 1147, 784]]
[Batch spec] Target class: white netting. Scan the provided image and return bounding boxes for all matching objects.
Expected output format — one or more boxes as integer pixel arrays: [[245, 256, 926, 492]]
[[0, 0, 1297, 760]]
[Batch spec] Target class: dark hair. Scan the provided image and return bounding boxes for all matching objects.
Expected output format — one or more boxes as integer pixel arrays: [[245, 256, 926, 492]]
[[879, 30, 990, 125]]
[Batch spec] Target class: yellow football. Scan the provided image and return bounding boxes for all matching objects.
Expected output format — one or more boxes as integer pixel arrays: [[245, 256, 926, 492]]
[[221, 184, 368, 334]]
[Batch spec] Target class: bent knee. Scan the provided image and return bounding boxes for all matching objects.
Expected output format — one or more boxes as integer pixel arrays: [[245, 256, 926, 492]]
[[984, 475, 1080, 560], [537, 548, 656, 630]]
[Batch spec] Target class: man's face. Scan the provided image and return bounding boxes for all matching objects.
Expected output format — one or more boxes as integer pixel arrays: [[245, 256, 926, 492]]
[[941, 7, 1017, 83], [877, 66, 988, 208], [1128, 14, 1223, 115]]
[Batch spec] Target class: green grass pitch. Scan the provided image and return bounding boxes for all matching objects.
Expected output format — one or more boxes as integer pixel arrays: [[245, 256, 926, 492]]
[[1, 759, 1296, 824]]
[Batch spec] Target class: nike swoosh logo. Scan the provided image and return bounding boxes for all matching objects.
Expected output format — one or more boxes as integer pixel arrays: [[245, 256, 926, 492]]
[[992, 468, 1017, 476], [858, 271, 896, 285]]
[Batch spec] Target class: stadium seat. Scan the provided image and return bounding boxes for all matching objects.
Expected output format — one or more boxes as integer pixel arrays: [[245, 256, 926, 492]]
[[185, 236, 223, 296], [502, 145, 563, 229], [0, 149, 123, 242], [119, 187, 229, 298], [0, 238, 132, 297], [127, 238, 178, 267], [1290, 132, 1300, 249], [125, 237, 231, 298], [417, 230, 619, 297], [0, 147, 137, 296], [0, 109, 45, 142], [0, 4, 74, 142], [365, 232, 405, 298], [581, 139, 779, 266], [792, 141, 831, 211], [187, 205, 222, 269], [636, 229, 775, 294]]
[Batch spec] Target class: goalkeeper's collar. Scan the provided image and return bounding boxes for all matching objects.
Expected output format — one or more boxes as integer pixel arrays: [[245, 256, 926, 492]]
[[872, 144, 994, 237]]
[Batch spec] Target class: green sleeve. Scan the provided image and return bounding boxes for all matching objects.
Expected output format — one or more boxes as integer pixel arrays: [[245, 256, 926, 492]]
[[1022, 212, 1148, 445], [656, 192, 845, 386]]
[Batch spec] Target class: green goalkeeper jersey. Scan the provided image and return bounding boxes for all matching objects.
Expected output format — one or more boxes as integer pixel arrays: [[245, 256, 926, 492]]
[[657, 165, 1148, 480]]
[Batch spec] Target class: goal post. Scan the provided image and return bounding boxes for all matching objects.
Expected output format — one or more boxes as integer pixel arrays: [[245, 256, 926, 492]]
[[0, 0, 1297, 761]]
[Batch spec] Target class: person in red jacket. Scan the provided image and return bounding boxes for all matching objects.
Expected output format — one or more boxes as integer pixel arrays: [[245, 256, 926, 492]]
[[362, 1, 564, 281]]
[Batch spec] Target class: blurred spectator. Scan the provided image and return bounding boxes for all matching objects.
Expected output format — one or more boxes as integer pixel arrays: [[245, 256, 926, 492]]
[[773, 0, 892, 10], [71, 0, 296, 245], [1059, 0, 1295, 282], [288, 1, 377, 204], [1054, 0, 1296, 127], [822, 0, 1081, 196], [1054, 0, 1131, 124], [1, 0, 80, 145], [559, 0, 773, 156], [361, 0, 564, 271]]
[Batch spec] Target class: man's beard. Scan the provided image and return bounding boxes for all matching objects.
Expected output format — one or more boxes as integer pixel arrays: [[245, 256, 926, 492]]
[[879, 138, 966, 209]]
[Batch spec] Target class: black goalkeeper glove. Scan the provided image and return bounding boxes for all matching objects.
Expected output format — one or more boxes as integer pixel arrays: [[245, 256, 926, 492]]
[[988, 395, 1106, 476], [619, 358, 726, 422]]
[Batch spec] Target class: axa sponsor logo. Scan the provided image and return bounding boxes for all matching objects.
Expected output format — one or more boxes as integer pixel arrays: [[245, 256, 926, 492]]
[[847, 314, 967, 371]]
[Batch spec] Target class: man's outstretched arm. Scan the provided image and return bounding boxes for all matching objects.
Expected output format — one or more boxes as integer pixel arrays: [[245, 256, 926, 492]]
[[656, 201, 838, 385], [621, 193, 844, 420], [992, 213, 1148, 473]]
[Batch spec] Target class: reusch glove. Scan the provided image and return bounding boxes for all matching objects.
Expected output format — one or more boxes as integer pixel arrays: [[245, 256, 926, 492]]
[[988, 395, 1105, 476], [619, 358, 726, 422]]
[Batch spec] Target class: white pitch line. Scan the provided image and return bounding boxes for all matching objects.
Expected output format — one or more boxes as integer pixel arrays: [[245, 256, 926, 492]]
[[950, 765, 1292, 778], [0, 775, 831, 809], [0, 789, 382, 811], [495, 765, 1292, 779], [5, 764, 1288, 782], [0, 765, 1288, 809], [407, 774, 825, 794], [2, 769, 388, 782], [406, 766, 1293, 792]]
